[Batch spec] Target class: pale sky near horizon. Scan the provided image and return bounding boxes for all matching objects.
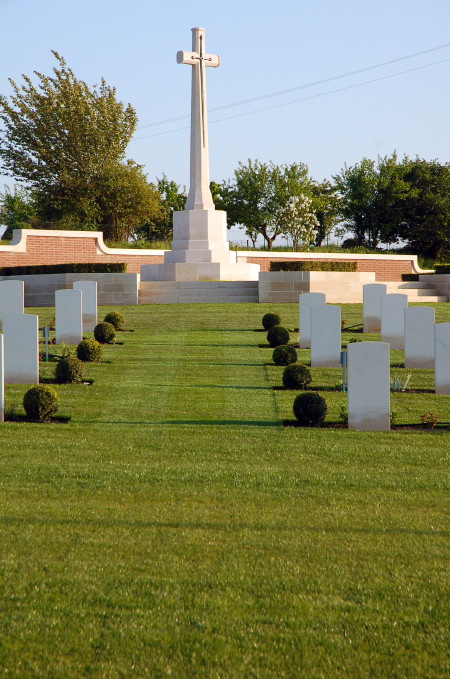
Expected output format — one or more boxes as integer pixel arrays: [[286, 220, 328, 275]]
[[0, 0, 449, 242]]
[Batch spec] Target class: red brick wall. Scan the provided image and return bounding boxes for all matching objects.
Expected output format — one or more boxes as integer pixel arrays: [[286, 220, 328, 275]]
[[0, 232, 415, 281], [244, 257, 414, 281]]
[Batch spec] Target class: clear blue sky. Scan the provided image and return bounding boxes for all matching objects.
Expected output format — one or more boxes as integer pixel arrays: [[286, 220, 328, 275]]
[[0, 0, 449, 240]]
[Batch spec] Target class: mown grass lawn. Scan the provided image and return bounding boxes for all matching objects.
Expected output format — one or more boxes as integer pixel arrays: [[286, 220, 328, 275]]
[[0, 302, 449, 678]]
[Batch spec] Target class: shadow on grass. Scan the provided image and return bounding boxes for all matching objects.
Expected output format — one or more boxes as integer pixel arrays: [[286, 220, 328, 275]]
[[161, 419, 281, 427]]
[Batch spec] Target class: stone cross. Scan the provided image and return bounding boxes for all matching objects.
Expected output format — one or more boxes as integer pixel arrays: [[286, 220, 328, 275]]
[[177, 27, 220, 211]]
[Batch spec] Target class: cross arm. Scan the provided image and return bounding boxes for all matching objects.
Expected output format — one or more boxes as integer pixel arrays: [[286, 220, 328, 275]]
[[176, 50, 220, 67]]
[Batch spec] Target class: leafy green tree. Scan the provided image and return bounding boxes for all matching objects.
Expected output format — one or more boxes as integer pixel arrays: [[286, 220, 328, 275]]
[[276, 195, 319, 251], [218, 159, 314, 249], [310, 180, 341, 246], [0, 52, 159, 239], [0, 184, 37, 239], [394, 158, 450, 259], [135, 174, 186, 242]]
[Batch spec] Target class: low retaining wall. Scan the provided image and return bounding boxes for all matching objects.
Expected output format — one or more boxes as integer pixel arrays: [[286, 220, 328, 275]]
[[0, 272, 139, 307], [259, 271, 377, 303], [0, 230, 427, 282]]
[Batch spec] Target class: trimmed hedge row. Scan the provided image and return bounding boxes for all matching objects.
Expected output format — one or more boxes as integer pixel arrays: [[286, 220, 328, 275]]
[[270, 261, 358, 272], [0, 262, 127, 276]]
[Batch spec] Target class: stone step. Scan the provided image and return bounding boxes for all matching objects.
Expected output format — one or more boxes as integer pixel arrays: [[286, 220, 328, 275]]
[[138, 280, 259, 304]]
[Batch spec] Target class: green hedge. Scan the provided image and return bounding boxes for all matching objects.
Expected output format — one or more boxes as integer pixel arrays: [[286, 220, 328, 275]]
[[434, 264, 450, 274], [0, 262, 127, 276], [401, 273, 419, 281], [270, 261, 358, 272]]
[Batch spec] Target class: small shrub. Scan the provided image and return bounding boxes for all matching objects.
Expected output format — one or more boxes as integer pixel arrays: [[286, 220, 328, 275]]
[[338, 404, 348, 424], [77, 339, 102, 362], [272, 345, 298, 366], [293, 392, 327, 427], [267, 325, 290, 347], [23, 385, 59, 421], [104, 311, 124, 330], [262, 312, 282, 330], [420, 411, 438, 429], [55, 356, 84, 384], [282, 363, 312, 390], [94, 322, 116, 344]]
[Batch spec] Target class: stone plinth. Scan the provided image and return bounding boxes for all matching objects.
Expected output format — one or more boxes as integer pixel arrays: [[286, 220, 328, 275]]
[[310, 305, 341, 367], [0, 279, 24, 330], [404, 306, 435, 369], [435, 323, 450, 395], [299, 293, 326, 348], [348, 342, 390, 431], [363, 283, 386, 333], [3, 313, 39, 384]]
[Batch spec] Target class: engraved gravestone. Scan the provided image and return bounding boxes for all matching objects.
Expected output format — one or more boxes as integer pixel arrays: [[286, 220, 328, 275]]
[[55, 289, 83, 344], [73, 281, 97, 332], [299, 292, 326, 349], [434, 322, 450, 395], [381, 294, 408, 350], [363, 283, 386, 333], [310, 304, 341, 367], [0, 335, 4, 422], [348, 341, 390, 431], [0, 279, 24, 330], [404, 306, 435, 369], [3, 313, 39, 384]]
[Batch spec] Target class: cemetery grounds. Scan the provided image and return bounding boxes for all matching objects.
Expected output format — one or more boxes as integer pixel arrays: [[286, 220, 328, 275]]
[[0, 302, 448, 679]]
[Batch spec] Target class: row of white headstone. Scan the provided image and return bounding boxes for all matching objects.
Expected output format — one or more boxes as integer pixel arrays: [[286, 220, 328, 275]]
[[298, 288, 450, 431], [0, 280, 98, 422]]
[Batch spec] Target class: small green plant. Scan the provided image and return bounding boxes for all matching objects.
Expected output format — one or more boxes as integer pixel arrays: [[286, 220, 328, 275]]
[[55, 356, 84, 384], [104, 311, 124, 330], [77, 339, 102, 363], [23, 385, 59, 421], [390, 410, 398, 426], [338, 404, 348, 425], [390, 374, 412, 392], [348, 337, 362, 343], [94, 322, 116, 344], [293, 392, 327, 427], [267, 325, 290, 347], [420, 411, 438, 429], [262, 312, 282, 330], [282, 363, 312, 390], [272, 345, 298, 366]]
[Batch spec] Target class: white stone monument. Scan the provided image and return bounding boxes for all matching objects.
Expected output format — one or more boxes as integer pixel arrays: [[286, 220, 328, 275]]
[[363, 283, 386, 333], [141, 27, 259, 283], [435, 322, 450, 395], [55, 289, 83, 344], [3, 313, 39, 384], [381, 294, 408, 350], [310, 304, 341, 367], [0, 335, 4, 422], [299, 292, 326, 349], [404, 306, 435, 369], [348, 342, 391, 431], [73, 281, 97, 331], [0, 279, 24, 330]]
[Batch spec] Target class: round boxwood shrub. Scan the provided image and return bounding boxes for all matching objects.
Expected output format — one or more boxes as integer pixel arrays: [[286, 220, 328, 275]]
[[77, 339, 102, 363], [94, 322, 116, 344], [262, 312, 282, 330], [272, 345, 298, 366], [293, 392, 327, 427], [55, 356, 84, 384], [267, 325, 290, 347], [282, 363, 312, 390], [23, 385, 59, 421], [104, 311, 124, 330]]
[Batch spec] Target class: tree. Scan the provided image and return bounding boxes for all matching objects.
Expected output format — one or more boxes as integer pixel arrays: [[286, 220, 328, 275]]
[[135, 174, 186, 242], [394, 158, 450, 260], [276, 195, 319, 251], [0, 184, 37, 238], [0, 52, 159, 238], [310, 180, 341, 246], [218, 159, 314, 249]]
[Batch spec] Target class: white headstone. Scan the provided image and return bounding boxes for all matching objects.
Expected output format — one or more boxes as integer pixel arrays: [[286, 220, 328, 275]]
[[55, 289, 83, 344], [404, 306, 435, 369], [363, 283, 387, 333], [73, 281, 97, 332], [0, 279, 24, 330], [3, 313, 39, 384], [381, 294, 408, 350], [310, 305, 341, 367], [299, 292, 326, 349], [0, 335, 4, 422], [348, 342, 391, 431], [435, 322, 450, 395]]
